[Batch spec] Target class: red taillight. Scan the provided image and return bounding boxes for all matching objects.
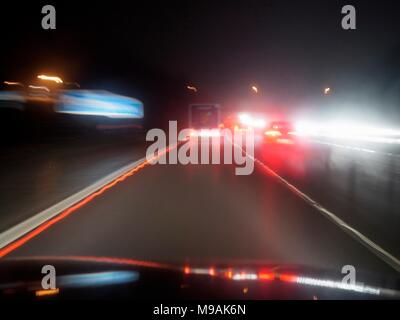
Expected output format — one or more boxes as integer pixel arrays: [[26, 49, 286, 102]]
[[280, 274, 298, 283], [209, 268, 216, 276], [226, 270, 233, 279], [265, 130, 282, 137], [184, 266, 191, 274], [258, 272, 274, 281]]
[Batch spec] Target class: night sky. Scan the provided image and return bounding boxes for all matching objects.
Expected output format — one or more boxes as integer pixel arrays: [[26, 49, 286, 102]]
[[2, 1, 400, 124]]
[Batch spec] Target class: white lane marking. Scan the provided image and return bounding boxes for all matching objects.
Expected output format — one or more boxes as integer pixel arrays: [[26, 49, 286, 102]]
[[2, 137, 399, 272], [311, 139, 400, 158], [243, 148, 400, 273], [0, 156, 148, 250]]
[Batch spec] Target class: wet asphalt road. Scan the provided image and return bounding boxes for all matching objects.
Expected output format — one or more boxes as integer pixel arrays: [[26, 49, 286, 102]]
[[1, 135, 398, 278], [0, 132, 148, 232]]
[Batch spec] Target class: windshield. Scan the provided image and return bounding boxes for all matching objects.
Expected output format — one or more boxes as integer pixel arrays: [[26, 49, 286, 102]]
[[0, 0, 400, 304]]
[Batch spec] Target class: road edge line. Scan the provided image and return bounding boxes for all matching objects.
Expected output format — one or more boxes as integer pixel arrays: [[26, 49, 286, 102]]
[[245, 149, 400, 273], [0, 156, 148, 250]]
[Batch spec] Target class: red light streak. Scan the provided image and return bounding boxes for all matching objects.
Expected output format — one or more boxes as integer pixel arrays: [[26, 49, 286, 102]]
[[6, 255, 176, 270], [63, 255, 174, 269], [280, 274, 298, 283], [226, 270, 233, 279], [258, 272, 274, 281]]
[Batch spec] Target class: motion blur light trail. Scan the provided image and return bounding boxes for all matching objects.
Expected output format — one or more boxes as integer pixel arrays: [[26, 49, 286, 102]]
[[295, 121, 400, 144], [181, 266, 400, 297], [58, 271, 139, 288], [6, 255, 175, 270], [9, 256, 399, 297], [56, 90, 144, 119], [0, 146, 174, 258], [37, 74, 63, 84], [35, 288, 60, 297], [238, 113, 267, 129]]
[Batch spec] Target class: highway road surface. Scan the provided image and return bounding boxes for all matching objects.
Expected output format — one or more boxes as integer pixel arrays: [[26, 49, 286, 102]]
[[0, 132, 148, 232], [0, 135, 398, 280]]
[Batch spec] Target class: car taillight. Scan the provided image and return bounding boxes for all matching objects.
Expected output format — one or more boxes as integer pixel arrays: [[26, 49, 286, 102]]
[[265, 130, 282, 137]]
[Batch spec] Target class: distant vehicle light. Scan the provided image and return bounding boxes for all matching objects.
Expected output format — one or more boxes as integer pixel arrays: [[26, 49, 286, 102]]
[[265, 130, 282, 137], [277, 138, 294, 145], [232, 272, 258, 281], [254, 119, 267, 128], [294, 120, 400, 143], [238, 113, 267, 129], [258, 272, 274, 281], [238, 113, 252, 125], [191, 129, 221, 137]]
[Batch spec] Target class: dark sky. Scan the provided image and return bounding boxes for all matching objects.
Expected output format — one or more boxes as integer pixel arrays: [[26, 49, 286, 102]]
[[2, 1, 400, 122]]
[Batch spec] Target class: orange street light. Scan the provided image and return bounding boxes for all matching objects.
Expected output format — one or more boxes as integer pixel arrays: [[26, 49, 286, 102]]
[[37, 74, 63, 84], [4, 81, 23, 86], [187, 85, 198, 93], [324, 87, 331, 95]]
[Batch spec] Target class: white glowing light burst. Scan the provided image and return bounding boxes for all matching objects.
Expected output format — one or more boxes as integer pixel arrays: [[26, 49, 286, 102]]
[[232, 273, 258, 281], [295, 121, 400, 144], [238, 113, 267, 129], [190, 129, 221, 138]]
